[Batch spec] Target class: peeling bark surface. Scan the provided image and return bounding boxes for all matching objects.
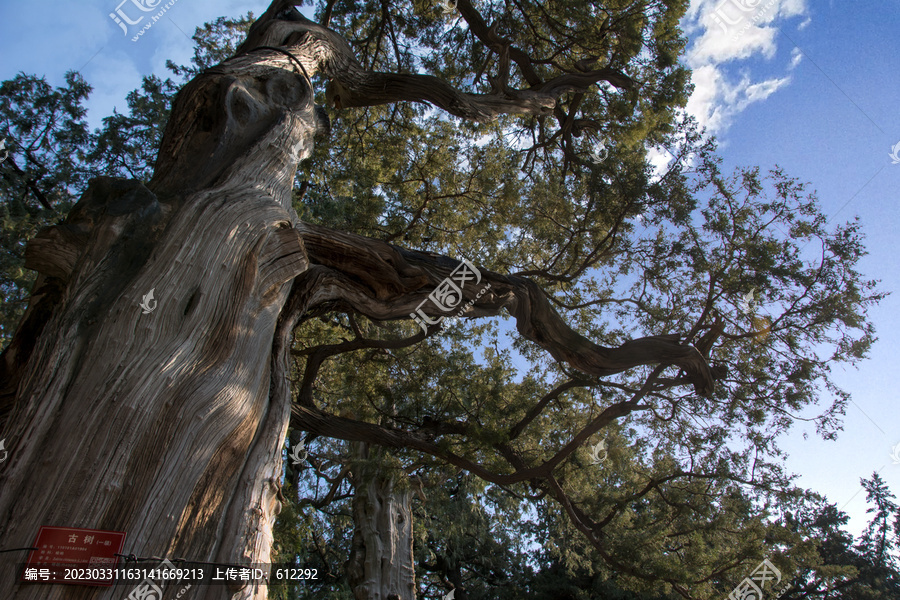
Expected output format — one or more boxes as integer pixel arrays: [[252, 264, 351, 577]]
[[0, 2, 717, 599]]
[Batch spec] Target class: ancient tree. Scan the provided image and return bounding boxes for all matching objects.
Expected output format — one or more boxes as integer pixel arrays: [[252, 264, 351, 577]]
[[0, 1, 881, 599], [0, 2, 718, 598]]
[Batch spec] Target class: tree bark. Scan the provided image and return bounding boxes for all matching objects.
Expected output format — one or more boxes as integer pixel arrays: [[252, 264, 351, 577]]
[[346, 443, 416, 600], [0, 23, 320, 600]]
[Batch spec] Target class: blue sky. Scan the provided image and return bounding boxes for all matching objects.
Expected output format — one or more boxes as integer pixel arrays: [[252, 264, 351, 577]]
[[0, 0, 897, 540], [679, 0, 900, 539]]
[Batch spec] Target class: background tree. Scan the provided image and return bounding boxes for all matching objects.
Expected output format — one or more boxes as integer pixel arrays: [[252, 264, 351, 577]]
[[0, 1, 884, 599], [0, 72, 94, 343]]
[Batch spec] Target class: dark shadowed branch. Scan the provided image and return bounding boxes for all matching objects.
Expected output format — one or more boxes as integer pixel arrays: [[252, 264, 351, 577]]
[[233, 1, 632, 123], [293, 222, 718, 395]]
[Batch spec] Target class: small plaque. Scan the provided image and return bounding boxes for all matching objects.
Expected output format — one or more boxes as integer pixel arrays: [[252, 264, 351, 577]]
[[22, 526, 126, 586]]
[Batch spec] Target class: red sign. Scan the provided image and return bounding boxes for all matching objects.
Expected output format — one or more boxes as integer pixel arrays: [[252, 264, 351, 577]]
[[22, 526, 126, 586]]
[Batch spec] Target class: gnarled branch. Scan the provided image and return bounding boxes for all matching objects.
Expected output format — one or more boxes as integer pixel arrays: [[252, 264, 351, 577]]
[[293, 222, 717, 395], [233, 1, 631, 123]]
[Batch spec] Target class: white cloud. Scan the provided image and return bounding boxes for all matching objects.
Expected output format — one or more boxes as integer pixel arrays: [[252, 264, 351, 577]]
[[682, 0, 808, 135], [686, 64, 790, 133], [646, 145, 675, 181], [789, 47, 803, 70], [688, 5, 780, 64]]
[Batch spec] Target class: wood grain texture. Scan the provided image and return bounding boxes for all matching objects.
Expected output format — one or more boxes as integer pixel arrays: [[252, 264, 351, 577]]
[[0, 38, 315, 600]]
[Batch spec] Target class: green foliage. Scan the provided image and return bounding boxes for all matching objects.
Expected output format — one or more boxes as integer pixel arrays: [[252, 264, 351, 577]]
[[856, 474, 900, 582], [88, 75, 177, 182], [0, 72, 93, 345], [772, 481, 900, 599], [270, 479, 355, 600]]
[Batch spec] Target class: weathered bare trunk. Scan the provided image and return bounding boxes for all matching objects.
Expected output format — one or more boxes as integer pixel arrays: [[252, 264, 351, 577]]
[[347, 444, 416, 600], [0, 22, 320, 600]]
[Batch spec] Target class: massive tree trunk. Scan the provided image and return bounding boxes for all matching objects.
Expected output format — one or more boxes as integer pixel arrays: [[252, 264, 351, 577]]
[[0, 2, 716, 598], [0, 9, 319, 599], [346, 443, 416, 600]]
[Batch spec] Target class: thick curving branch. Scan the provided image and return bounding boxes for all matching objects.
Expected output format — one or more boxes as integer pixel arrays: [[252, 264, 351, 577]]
[[293, 222, 718, 395], [232, 1, 631, 122]]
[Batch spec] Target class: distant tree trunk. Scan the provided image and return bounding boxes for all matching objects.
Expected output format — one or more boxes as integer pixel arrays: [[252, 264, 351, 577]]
[[346, 443, 416, 600]]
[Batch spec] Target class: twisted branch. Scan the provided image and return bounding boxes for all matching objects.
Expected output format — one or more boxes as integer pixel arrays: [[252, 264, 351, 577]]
[[233, 1, 632, 123]]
